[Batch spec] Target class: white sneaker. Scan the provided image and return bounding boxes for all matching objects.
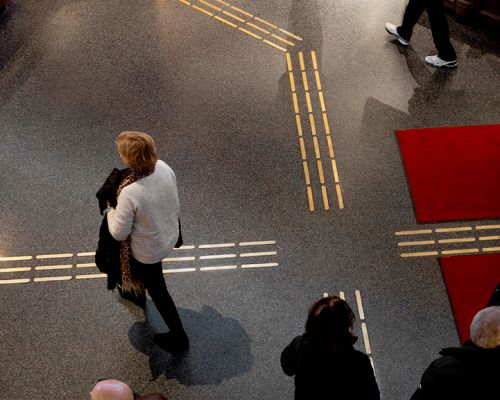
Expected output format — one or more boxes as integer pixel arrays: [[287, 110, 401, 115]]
[[424, 55, 458, 68], [385, 23, 410, 46]]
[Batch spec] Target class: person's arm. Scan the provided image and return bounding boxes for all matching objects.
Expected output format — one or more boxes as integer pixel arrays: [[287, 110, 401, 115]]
[[410, 358, 451, 400], [107, 190, 135, 241], [358, 354, 380, 400], [280, 336, 302, 376]]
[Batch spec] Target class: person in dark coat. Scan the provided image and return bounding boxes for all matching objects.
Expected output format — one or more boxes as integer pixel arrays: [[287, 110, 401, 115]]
[[410, 306, 500, 399], [281, 296, 380, 400]]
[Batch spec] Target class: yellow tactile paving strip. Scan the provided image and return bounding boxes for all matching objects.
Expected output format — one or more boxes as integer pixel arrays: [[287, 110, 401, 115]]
[[395, 224, 500, 257], [324, 290, 375, 372], [0, 240, 278, 285], [286, 51, 344, 211], [175, 0, 302, 52]]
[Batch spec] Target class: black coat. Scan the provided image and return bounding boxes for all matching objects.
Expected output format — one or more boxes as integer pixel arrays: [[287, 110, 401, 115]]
[[281, 335, 380, 400], [95, 168, 130, 289], [410, 341, 500, 400]]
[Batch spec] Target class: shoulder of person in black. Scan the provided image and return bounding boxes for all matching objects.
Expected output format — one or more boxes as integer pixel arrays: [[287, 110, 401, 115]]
[[282, 335, 378, 399]]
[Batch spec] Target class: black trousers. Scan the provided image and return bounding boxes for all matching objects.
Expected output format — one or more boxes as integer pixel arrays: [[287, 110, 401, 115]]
[[131, 257, 185, 335], [399, 0, 456, 61]]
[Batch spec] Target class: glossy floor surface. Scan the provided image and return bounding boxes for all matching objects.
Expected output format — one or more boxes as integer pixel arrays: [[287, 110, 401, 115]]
[[0, 1, 499, 399]]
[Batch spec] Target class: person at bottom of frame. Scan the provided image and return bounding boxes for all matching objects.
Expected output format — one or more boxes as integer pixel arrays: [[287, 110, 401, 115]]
[[90, 379, 134, 400], [90, 380, 168, 400], [281, 296, 380, 400], [410, 306, 500, 399], [385, 0, 457, 68], [105, 131, 188, 353]]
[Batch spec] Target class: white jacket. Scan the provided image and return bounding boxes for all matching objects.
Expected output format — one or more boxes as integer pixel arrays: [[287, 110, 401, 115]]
[[107, 160, 180, 264]]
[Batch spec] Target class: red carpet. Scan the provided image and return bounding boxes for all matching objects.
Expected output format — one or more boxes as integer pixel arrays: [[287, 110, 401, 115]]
[[397, 125, 500, 223], [440, 253, 500, 344]]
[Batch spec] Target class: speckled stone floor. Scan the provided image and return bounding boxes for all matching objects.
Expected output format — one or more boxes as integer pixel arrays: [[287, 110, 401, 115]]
[[0, 1, 499, 399]]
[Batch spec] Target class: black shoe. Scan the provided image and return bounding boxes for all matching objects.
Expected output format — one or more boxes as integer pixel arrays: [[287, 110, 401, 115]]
[[153, 332, 189, 354]]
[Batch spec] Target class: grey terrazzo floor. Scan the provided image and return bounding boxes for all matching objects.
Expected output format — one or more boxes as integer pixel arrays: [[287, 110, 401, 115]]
[[0, 1, 499, 399]]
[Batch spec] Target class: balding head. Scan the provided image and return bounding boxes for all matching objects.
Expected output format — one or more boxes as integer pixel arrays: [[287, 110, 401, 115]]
[[90, 379, 134, 400], [470, 306, 500, 349]]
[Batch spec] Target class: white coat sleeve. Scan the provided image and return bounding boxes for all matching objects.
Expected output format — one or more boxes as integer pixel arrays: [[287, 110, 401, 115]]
[[107, 190, 135, 241]]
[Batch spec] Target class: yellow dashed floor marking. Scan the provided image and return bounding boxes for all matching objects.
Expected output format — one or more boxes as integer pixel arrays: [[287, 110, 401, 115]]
[[191, 4, 213, 16], [239, 241, 276, 246], [476, 224, 500, 230], [241, 263, 278, 269], [199, 0, 221, 11], [483, 247, 500, 252], [238, 27, 261, 40], [438, 238, 475, 244], [400, 251, 439, 257], [246, 22, 269, 35], [436, 227, 472, 233], [479, 235, 500, 241], [199, 243, 236, 248], [441, 248, 479, 255], [278, 28, 303, 41], [307, 187, 315, 211], [200, 265, 238, 271], [34, 276, 72, 282], [303, 161, 311, 185], [0, 267, 31, 273], [222, 10, 245, 23], [215, 15, 237, 27], [322, 112, 330, 135], [240, 251, 277, 257], [254, 16, 277, 29], [0, 242, 279, 285], [396, 225, 500, 257], [36, 265, 72, 271], [398, 240, 436, 246], [295, 114, 303, 136], [0, 278, 30, 285], [263, 39, 286, 52], [0, 256, 33, 262], [229, 5, 253, 17], [178, 0, 303, 53], [395, 229, 433, 236], [321, 186, 330, 210], [285, 51, 344, 211]]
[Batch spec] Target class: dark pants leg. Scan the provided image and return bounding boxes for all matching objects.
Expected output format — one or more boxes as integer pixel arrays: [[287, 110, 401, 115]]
[[426, 0, 456, 60], [132, 257, 186, 336], [399, 0, 427, 40]]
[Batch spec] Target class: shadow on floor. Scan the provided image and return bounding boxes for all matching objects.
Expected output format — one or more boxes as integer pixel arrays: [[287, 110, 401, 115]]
[[127, 303, 254, 385]]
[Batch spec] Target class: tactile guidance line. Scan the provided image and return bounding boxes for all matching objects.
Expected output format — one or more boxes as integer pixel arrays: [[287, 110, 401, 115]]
[[175, 0, 302, 52], [395, 224, 500, 257], [0, 240, 279, 285], [286, 51, 343, 211]]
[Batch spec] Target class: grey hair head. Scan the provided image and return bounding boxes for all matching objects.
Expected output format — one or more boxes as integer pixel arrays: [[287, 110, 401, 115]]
[[470, 306, 500, 349]]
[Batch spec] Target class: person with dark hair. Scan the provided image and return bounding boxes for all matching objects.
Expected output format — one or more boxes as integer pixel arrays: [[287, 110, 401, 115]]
[[410, 306, 500, 399], [281, 296, 380, 399], [385, 0, 457, 68]]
